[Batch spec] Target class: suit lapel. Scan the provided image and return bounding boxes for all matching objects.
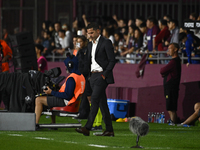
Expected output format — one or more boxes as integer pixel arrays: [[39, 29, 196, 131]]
[[95, 36, 104, 56], [88, 42, 92, 59]]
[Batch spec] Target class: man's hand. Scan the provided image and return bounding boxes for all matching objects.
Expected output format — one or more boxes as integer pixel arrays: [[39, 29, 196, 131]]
[[43, 86, 52, 95]]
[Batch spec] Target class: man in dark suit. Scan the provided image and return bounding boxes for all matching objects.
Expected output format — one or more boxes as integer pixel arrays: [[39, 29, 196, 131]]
[[75, 22, 116, 136]]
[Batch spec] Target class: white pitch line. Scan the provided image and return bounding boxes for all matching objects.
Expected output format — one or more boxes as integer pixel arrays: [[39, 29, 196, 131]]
[[8, 134, 23, 137], [88, 144, 108, 148], [34, 137, 54, 140], [64, 141, 78, 144], [145, 147, 171, 149]]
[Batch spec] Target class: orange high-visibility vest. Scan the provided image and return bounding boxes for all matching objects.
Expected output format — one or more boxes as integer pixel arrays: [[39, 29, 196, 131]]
[[0, 40, 12, 72], [59, 73, 85, 105]]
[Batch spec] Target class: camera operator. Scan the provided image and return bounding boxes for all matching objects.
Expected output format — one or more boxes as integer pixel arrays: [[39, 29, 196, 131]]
[[35, 55, 85, 128], [0, 40, 12, 73]]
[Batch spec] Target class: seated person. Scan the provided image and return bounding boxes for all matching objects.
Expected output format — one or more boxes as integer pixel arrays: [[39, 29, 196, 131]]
[[35, 55, 85, 128], [180, 102, 200, 125]]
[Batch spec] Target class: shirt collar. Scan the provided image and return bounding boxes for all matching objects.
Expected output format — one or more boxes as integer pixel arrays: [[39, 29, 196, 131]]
[[92, 35, 101, 44]]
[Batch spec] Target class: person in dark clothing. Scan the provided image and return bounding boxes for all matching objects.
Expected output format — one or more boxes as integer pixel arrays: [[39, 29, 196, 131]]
[[160, 43, 181, 124], [75, 35, 91, 119], [75, 22, 115, 136]]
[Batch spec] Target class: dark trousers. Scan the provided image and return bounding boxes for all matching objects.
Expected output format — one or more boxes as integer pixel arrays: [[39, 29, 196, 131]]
[[84, 72, 113, 132], [78, 76, 91, 118], [78, 87, 90, 118]]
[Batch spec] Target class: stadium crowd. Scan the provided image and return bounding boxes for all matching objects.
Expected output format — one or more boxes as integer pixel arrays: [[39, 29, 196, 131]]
[[20, 12, 200, 65]]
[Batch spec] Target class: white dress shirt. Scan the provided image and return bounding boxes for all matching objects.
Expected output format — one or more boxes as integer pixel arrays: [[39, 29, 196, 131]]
[[91, 35, 103, 72]]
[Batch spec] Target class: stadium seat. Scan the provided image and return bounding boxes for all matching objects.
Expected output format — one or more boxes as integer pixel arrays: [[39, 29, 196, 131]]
[[40, 96, 82, 129]]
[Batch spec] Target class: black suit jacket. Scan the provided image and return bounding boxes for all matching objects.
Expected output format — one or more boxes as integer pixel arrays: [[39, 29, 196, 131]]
[[85, 36, 116, 84]]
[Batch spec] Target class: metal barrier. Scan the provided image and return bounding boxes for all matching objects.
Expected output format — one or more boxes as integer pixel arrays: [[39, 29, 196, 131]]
[[46, 51, 200, 64]]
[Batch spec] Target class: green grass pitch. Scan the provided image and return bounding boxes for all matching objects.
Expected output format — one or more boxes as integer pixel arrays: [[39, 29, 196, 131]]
[[0, 115, 200, 150]]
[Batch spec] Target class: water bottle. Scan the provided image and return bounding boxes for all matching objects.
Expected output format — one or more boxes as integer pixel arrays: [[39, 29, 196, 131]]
[[162, 112, 165, 123], [158, 113, 162, 123], [152, 113, 154, 123], [154, 113, 157, 123], [156, 112, 159, 123], [148, 112, 151, 123]]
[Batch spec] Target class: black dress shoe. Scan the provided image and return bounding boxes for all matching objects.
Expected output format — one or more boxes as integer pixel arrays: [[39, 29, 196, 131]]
[[95, 131, 114, 137], [75, 127, 90, 136], [36, 124, 41, 131]]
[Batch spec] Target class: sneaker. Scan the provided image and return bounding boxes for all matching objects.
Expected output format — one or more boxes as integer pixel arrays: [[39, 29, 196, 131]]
[[177, 123, 184, 127], [177, 124, 191, 127], [91, 126, 96, 131], [168, 120, 175, 126], [95, 125, 102, 131], [91, 125, 102, 131]]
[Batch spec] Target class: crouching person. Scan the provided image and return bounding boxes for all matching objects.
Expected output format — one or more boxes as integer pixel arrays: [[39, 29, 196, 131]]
[[35, 55, 85, 128]]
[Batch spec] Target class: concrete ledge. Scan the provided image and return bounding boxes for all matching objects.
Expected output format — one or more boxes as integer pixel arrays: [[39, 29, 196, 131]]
[[0, 112, 35, 131]]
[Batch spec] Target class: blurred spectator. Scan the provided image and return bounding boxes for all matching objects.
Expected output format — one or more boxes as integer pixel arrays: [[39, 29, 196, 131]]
[[128, 19, 134, 27], [155, 19, 170, 64], [113, 15, 127, 33], [42, 21, 51, 31], [54, 29, 70, 56], [48, 23, 55, 38], [82, 14, 89, 27], [189, 12, 197, 21], [14, 27, 19, 34], [139, 22, 148, 52], [41, 30, 55, 57], [72, 36, 78, 56], [113, 32, 125, 62], [53, 21, 62, 49], [72, 18, 79, 35], [135, 16, 145, 28], [163, 14, 172, 22], [189, 12, 200, 39], [62, 23, 73, 49], [179, 32, 193, 66], [102, 27, 114, 44], [163, 15, 172, 29], [131, 27, 143, 63], [123, 25, 137, 63], [81, 27, 87, 38], [168, 19, 179, 44], [146, 16, 160, 52], [179, 28, 200, 65], [155, 19, 170, 51], [35, 44, 48, 73], [133, 27, 143, 52]]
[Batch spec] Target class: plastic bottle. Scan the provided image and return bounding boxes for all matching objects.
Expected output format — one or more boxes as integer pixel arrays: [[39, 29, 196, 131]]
[[151, 113, 154, 123], [154, 113, 157, 123], [156, 112, 159, 123], [148, 112, 151, 123], [158, 112, 162, 123], [162, 112, 165, 123]]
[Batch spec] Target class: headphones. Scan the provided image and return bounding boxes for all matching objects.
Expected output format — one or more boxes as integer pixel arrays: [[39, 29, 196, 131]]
[[66, 54, 75, 70], [67, 60, 74, 69]]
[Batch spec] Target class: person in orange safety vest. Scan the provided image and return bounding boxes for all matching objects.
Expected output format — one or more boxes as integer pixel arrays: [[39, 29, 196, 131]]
[[35, 55, 85, 128]]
